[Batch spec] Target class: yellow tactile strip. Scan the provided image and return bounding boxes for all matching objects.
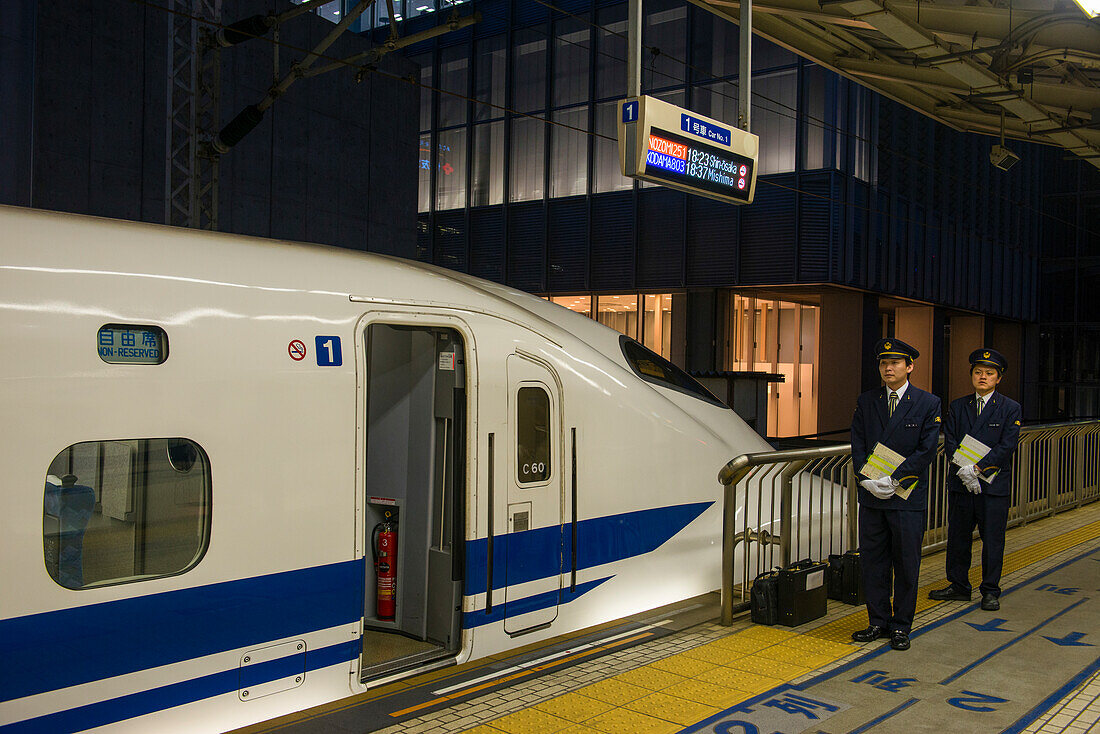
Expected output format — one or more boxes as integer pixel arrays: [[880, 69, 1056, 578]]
[[461, 516, 1100, 734]]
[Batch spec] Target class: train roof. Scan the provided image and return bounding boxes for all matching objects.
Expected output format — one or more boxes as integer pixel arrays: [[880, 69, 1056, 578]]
[[1, 204, 625, 359]]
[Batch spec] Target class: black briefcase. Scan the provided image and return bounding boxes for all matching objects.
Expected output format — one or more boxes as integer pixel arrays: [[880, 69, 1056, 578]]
[[827, 554, 844, 601], [840, 550, 865, 605], [777, 559, 828, 626], [827, 551, 865, 605], [750, 570, 780, 626]]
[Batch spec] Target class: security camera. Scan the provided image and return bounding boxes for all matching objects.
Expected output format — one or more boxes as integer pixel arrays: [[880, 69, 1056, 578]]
[[990, 144, 1020, 171]]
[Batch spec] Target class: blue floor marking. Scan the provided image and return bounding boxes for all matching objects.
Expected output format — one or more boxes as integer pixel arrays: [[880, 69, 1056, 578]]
[[678, 541, 1100, 733], [1001, 654, 1100, 734], [939, 597, 1090, 685], [844, 697, 919, 734]]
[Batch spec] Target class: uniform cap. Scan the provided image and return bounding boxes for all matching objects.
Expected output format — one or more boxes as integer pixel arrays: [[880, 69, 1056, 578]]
[[874, 337, 919, 362], [969, 347, 1007, 373]]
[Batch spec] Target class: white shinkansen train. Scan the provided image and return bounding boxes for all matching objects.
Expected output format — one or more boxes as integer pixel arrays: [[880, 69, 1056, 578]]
[[0, 205, 775, 733]]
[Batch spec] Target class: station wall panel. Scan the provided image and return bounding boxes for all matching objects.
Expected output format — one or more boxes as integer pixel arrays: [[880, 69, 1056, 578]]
[[637, 188, 685, 289], [507, 202, 546, 293], [470, 208, 506, 282], [548, 198, 589, 292], [740, 177, 796, 284], [590, 192, 635, 290], [685, 196, 739, 287]]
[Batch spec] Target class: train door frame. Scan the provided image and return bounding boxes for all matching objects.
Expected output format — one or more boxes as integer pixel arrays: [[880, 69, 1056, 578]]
[[352, 309, 478, 683], [503, 351, 566, 636]]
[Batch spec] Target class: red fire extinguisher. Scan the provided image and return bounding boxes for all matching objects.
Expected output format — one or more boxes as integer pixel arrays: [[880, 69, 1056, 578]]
[[373, 512, 397, 620]]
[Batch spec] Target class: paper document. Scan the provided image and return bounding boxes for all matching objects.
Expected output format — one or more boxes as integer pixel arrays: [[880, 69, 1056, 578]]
[[861, 442, 904, 481], [952, 434, 999, 483], [860, 443, 912, 500]]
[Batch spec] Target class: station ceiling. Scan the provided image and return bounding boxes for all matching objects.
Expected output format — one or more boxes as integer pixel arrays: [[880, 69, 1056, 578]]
[[691, 0, 1100, 169]]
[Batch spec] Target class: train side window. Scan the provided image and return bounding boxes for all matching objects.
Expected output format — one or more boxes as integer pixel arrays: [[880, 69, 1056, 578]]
[[620, 336, 728, 408], [43, 439, 211, 590], [517, 386, 551, 484]]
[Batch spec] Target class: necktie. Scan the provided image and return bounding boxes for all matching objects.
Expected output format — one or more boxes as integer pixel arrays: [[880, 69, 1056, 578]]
[[977, 397, 984, 416], [889, 391, 898, 417]]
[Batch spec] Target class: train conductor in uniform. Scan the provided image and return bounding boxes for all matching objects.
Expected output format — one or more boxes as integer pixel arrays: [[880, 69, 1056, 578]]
[[929, 348, 1021, 611], [850, 338, 942, 651]]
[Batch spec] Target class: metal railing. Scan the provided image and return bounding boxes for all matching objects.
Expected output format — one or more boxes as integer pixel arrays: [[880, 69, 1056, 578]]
[[717, 419, 1100, 625]]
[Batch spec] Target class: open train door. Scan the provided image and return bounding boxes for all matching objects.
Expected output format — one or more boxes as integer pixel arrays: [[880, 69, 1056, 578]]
[[503, 352, 565, 635]]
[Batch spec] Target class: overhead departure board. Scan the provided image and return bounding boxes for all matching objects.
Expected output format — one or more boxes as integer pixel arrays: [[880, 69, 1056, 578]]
[[618, 96, 759, 205]]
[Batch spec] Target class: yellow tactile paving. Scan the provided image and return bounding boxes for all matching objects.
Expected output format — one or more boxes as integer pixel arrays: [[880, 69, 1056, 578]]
[[696, 666, 784, 692], [486, 707, 571, 734], [457, 512, 1100, 734], [533, 693, 615, 723], [611, 666, 689, 691], [575, 677, 651, 706], [624, 690, 723, 726], [679, 641, 750, 664], [664, 678, 754, 708], [584, 707, 682, 734], [647, 652, 718, 677], [728, 655, 810, 679], [556, 725, 604, 734]]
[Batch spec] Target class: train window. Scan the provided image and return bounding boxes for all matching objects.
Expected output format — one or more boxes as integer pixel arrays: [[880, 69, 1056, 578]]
[[97, 324, 168, 365], [43, 438, 211, 590], [517, 386, 551, 484], [620, 336, 727, 408]]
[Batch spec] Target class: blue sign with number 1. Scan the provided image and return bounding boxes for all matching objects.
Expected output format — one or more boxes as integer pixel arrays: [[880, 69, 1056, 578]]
[[622, 101, 639, 123], [315, 336, 342, 366]]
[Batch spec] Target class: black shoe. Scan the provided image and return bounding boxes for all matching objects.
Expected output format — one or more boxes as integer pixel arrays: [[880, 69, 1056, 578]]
[[929, 585, 971, 601], [851, 625, 890, 642], [890, 630, 911, 650], [981, 594, 1000, 611]]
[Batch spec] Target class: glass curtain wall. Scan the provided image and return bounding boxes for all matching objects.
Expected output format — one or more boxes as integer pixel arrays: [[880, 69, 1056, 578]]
[[550, 293, 675, 359], [412, 3, 869, 227], [727, 295, 819, 437]]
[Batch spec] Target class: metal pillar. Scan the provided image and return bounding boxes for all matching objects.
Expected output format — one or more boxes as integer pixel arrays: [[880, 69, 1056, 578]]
[[739, 0, 751, 131], [166, 0, 222, 230], [628, 0, 641, 98]]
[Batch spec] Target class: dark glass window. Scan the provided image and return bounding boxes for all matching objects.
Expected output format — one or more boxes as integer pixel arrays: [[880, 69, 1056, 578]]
[[554, 15, 591, 107], [513, 28, 547, 113], [439, 45, 470, 128], [44, 439, 211, 589], [474, 35, 507, 122], [517, 387, 551, 483], [620, 337, 727, 408]]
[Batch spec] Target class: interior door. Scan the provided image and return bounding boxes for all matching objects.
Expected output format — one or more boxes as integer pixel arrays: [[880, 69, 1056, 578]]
[[504, 353, 564, 634]]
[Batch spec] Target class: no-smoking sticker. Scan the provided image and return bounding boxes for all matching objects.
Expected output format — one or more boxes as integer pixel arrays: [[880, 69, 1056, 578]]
[[288, 340, 307, 361]]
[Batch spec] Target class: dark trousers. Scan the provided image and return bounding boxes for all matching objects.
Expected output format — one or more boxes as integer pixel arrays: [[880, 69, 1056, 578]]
[[858, 507, 925, 633], [945, 491, 1010, 597]]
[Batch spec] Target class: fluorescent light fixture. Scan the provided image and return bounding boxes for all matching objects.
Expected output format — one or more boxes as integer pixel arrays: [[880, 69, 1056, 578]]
[[1072, 0, 1099, 17]]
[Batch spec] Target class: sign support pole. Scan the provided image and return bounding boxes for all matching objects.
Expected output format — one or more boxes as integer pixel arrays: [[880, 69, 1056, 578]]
[[628, 0, 642, 98], [739, 0, 752, 131]]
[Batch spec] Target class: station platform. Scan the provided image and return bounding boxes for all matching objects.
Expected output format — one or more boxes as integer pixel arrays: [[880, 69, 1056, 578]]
[[238, 503, 1100, 734]]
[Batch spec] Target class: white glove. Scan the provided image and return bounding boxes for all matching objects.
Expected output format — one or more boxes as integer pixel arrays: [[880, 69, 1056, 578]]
[[868, 475, 897, 499], [957, 465, 982, 494], [859, 479, 878, 494]]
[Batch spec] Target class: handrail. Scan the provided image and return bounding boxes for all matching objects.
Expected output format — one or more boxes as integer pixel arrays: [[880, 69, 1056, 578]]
[[718, 419, 1100, 625]]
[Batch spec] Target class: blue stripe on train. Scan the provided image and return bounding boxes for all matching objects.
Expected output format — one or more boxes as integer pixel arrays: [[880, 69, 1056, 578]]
[[0, 501, 713, 713], [0, 559, 366, 703], [463, 502, 713, 595], [462, 577, 613, 629], [1, 640, 358, 734]]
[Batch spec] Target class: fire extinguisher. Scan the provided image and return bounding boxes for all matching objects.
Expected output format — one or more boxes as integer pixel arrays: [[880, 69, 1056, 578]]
[[373, 512, 397, 620]]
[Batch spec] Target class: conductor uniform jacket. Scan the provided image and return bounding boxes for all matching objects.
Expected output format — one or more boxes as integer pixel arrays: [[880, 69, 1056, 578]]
[[943, 392, 1022, 497], [851, 385, 943, 511]]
